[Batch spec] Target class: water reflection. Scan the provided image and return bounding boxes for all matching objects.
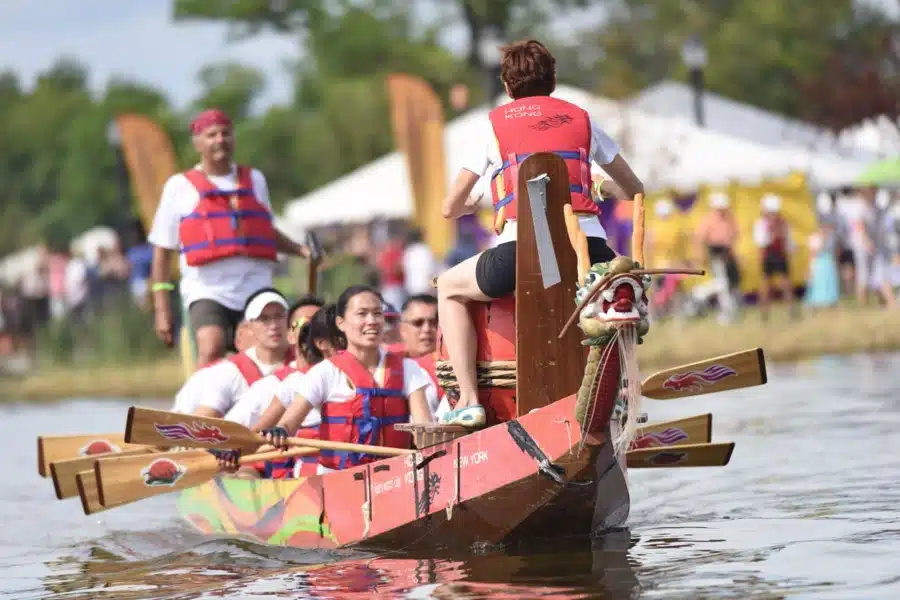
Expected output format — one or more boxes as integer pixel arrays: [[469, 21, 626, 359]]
[[38, 529, 641, 599]]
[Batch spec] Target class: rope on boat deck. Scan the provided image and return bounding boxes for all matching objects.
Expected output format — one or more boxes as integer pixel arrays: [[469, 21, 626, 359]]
[[436, 360, 516, 389]]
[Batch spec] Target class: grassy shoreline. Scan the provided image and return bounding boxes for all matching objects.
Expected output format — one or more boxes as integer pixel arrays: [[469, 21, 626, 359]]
[[3, 305, 899, 401]]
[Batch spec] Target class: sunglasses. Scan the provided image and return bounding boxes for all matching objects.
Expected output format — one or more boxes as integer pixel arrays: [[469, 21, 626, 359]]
[[405, 317, 438, 328]]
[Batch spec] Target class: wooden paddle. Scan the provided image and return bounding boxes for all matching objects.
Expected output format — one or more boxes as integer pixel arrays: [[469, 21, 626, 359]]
[[641, 348, 767, 400], [626, 442, 735, 468], [94, 446, 317, 508], [37, 434, 149, 477], [631, 413, 711, 450], [50, 447, 158, 500], [307, 230, 323, 294], [75, 469, 129, 515], [125, 407, 417, 458]]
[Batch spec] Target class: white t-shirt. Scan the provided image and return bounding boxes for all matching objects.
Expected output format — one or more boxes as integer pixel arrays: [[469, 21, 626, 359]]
[[226, 367, 323, 429], [223, 372, 282, 428], [172, 348, 286, 416], [402, 242, 437, 296], [462, 116, 621, 245], [148, 164, 277, 311], [273, 369, 322, 426], [64, 257, 90, 308], [297, 350, 432, 410]]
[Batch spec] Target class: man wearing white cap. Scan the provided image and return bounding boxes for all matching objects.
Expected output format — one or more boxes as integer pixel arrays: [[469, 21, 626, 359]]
[[696, 191, 741, 292], [753, 194, 796, 318], [172, 287, 293, 418]]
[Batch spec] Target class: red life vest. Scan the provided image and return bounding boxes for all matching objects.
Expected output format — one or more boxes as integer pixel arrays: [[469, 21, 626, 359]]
[[763, 215, 789, 257], [226, 352, 265, 386], [488, 97, 597, 234], [178, 165, 278, 267], [411, 353, 443, 400], [318, 350, 411, 470]]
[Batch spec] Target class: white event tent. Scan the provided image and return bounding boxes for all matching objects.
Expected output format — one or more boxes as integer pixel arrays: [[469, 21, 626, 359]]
[[282, 84, 869, 233]]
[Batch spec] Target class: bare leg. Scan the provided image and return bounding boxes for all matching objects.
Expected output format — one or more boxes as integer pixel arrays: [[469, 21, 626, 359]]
[[195, 325, 227, 368], [436, 253, 491, 411], [781, 273, 798, 319], [758, 273, 771, 321]]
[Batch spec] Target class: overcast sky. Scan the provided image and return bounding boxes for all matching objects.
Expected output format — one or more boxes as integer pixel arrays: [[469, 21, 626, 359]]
[[1, 0, 894, 114]]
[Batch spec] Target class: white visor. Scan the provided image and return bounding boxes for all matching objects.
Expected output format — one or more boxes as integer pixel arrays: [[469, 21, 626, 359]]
[[244, 291, 289, 321]]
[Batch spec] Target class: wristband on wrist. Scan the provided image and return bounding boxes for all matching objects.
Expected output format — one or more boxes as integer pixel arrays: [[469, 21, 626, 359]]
[[151, 282, 175, 292]]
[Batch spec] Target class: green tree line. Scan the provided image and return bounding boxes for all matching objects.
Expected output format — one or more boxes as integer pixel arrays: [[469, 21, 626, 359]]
[[1, 0, 895, 257]]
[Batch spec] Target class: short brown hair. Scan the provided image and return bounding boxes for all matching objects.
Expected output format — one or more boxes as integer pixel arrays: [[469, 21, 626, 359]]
[[499, 39, 556, 99]]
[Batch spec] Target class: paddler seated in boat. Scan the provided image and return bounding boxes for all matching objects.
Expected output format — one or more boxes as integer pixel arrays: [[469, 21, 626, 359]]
[[147, 108, 312, 369], [398, 293, 447, 419], [225, 304, 345, 478], [224, 295, 325, 428], [435, 39, 645, 427], [171, 319, 255, 414], [382, 301, 404, 351], [286, 294, 326, 368], [173, 287, 294, 418], [251, 303, 346, 432], [260, 285, 435, 472]]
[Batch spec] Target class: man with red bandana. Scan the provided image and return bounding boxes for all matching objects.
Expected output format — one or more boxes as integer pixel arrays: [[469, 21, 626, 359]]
[[148, 109, 311, 367]]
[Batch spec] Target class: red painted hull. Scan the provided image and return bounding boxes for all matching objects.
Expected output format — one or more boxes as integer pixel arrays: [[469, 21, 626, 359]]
[[179, 393, 629, 550]]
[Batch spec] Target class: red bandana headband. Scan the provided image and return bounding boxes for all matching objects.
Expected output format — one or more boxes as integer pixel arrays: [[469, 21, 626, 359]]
[[190, 109, 232, 135]]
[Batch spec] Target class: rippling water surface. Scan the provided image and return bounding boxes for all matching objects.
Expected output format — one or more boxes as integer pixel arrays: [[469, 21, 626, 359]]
[[3, 352, 900, 599]]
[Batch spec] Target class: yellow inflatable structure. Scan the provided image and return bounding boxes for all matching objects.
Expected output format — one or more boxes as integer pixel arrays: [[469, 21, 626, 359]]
[[641, 171, 818, 295]]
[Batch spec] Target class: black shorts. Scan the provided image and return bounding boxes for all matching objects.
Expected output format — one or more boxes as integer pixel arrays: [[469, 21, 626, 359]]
[[475, 238, 616, 299], [762, 253, 789, 277], [838, 247, 854, 268], [706, 245, 741, 290], [188, 299, 242, 351]]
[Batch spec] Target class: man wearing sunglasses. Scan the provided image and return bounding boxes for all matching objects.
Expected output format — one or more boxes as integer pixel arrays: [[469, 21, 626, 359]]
[[399, 294, 445, 417]]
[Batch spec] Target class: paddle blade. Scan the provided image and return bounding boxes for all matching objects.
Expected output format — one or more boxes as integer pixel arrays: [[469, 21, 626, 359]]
[[641, 348, 767, 400], [630, 414, 712, 450], [95, 449, 220, 506], [76, 470, 129, 515], [50, 447, 154, 500], [37, 434, 143, 477], [125, 407, 259, 449], [626, 442, 735, 468]]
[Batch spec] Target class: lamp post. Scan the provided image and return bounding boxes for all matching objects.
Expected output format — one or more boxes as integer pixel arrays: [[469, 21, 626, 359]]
[[681, 35, 708, 127], [478, 27, 503, 107], [106, 119, 131, 222]]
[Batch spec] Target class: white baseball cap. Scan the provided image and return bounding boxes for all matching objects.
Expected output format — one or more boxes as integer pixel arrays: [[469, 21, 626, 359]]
[[655, 198, 674, 217], [762, 193, 782, 213], [244, 290, 289, 321], [709, 192, 730, 209]]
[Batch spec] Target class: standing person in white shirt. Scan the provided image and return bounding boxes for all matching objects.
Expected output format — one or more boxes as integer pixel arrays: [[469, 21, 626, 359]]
[[147, 108, 312, 369], [172, 287, 293, 418], [401, 227, 437, 297], [434, 39, 644, 427]]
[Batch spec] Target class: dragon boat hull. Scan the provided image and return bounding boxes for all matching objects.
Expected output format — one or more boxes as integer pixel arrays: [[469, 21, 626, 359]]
[[177, 393, 629, 551]]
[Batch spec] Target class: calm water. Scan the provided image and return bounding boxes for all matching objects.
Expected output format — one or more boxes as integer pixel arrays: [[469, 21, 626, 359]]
[[3, 352, 900, 599]]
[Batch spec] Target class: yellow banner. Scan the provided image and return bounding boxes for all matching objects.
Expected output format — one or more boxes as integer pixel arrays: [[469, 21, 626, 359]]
[[115, 114, 178, 231], [385, 74, 452, 256]]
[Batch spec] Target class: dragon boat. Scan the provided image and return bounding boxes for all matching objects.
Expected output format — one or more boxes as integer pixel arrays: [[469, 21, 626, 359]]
[[49, 153, 764, 551], [165, 153, 766, 551]]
